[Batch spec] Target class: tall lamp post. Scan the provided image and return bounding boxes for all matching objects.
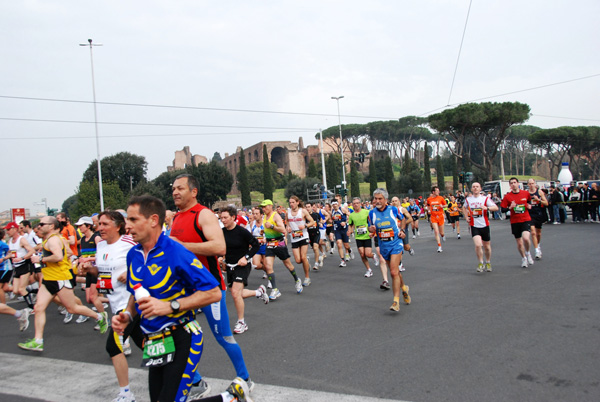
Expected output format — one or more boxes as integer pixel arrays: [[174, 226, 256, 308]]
[[80, 38, 105, 211], [331, 95, 347, 202]]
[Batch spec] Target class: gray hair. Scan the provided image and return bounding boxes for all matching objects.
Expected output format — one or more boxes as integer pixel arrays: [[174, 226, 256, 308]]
[[373, 188, 388, 199], [352, 197, 362, 203]]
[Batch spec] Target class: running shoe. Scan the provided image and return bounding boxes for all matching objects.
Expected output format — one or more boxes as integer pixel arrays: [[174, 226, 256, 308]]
[[97, 311, 109, 334], [402, 285, 411, 304], [345, 253, 351, 261], [303, 277, 312, 286], [521, 257, 528, 268], [234, 321, 248, 334], [267, 280, 272, 289], [535, 247, 542, 260], [457, 234, 461, 239], [18, 338, 43, 352], [339, 260, 347, 267], [389, 301, 400, 312], [63, 313, 73, 324], [408, 248, 415, 256], [437, 246, 443, 253], [295, 278, 303, 293], [329, 249, 334, 254], [319, 255, 324, 267], [373, 253, 379, 266], [313, 262, 320, 271], [350, 251, 355, 260], [380, 280, 390, 290], [417, 230, 421, 236], [477, 263, 484, 273], [269, 288, 281, 300], [75, 315, 89, 324], [112, 392, 135, 402], [527, 253, 534, 265], [256, 285, 269, 304], [58, 306, 67, 315], [262, 272, 268, 279], [399, 263, 405, 272], [226, 377, 253, 402], [189, 379, 211, 400], [485, 262, 492, 272], [442, 235, 446, 242], [364, 269, 373, 278], [246, 378, 255, 393], [123, 340, 132, 356], [412, 235, 416, 239], [18, 308, 31, 332]]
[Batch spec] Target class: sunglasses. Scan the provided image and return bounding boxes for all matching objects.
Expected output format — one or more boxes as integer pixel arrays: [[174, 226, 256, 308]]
[[38, 222, 52, 227]]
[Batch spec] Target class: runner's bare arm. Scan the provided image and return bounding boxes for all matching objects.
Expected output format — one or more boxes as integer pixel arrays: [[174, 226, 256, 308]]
[[171, 208, 226, 256]]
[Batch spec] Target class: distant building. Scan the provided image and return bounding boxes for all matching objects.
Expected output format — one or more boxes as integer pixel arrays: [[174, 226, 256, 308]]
[[167, 146, 208, 172]]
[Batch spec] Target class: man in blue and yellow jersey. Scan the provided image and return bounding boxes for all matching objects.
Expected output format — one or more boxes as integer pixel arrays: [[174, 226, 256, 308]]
[[368, 189, 411, 313], [112, 195, 244, 402]]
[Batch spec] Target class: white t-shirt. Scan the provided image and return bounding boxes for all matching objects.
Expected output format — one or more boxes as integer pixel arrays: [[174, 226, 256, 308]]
[[95, 235, 136, 314], [287, 208, 308, 242], [464, 194, 496, 228]]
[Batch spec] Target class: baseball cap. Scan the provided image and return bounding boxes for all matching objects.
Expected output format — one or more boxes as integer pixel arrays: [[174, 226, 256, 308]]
[[75, 216, 94, 226], [5, 222, 19, 230], [259, 199, 273, 207]]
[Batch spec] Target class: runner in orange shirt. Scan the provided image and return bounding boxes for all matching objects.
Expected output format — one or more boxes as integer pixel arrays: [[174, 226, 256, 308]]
[[426, 186, 447, 252], [447, 195, 461, 239]]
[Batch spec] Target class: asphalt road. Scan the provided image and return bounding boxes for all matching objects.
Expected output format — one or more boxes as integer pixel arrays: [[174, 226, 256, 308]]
[[1, 219, 599, 402]]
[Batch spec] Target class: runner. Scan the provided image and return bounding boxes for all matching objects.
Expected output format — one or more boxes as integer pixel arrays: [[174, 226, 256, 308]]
[[81, 211, 140, 402], [527, 178, 549, 260], [501, 177, 535, 268], [260, 199, 304, 299], [391, 196, 415, 259], [112, 195, 223, 402], [426, 186, 447, 252], [463, 182, 499, 272], [314, 203, 330, 264], [6, 222, 35, 309], [75, 216, 104, 324], [18, 216, 108, 352], [347, 197, 377, 278], [219, 206, 268, 335], [447, 195, 461, 239], [304, 203, 322, 270], [169, 174, 254, 398], [407, 199, 421, 239], [368, 189, 411, 312], [331, 200, 353, 266], [249, 207, 266, 273], [323, 203, 335, 254], [287, 196, 316, 286]]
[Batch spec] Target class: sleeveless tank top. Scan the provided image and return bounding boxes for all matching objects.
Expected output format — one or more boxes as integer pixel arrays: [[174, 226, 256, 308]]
[[42, 233, 73, 281], [287, 208, 309, 242], [9, 236, 27, 267]]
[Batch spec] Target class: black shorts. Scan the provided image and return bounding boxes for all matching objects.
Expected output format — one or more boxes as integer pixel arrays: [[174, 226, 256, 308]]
[[448, 215, 459, 224], [13, 263, 31, 278], [226, 264, 251, 287], [86, 273, 98, 288], [266, 244, 291, 260], [291, 238, 309, 249], [471, 226, 491, 242], [374, 236, 379, 248], [511, 221, 531, 239], [355, 239, 372, 249], [529, 215, 545, 229], [325, 226, 334, 236], [411, 215, 419, 223], [0, 270, 13, 283], [43, 279, 73, 295], [334, 230, 349, 243], [308, 230, 320, 246], [106, 314, 144, 358], [69, 271, 77, 289]]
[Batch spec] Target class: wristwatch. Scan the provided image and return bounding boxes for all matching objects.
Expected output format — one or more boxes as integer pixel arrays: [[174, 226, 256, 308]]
[[170, 300, 181, 314]]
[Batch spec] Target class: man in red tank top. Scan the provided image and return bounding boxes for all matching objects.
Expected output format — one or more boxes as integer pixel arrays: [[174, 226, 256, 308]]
[[169, 173, 253, 397]]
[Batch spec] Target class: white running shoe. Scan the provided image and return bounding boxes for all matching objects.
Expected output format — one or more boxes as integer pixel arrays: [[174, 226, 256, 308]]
[[267, 280, 272, 289], [521, 257, 528, 268], [112, 392, 135, 402], [269, 288, 281, 300], [373, 253, 380, 266], [329, 249, 334, 255], [457, 234, 461, 239], [319, 255, 324, 267], [527, 253, 534, 265], [75, 315, 89, 324], [350, 251, 355, 260], [18, 308, 31, 332], [339, 260, 347, 267], [437, 246, 443, 253], [409, 248, 415, 256], [58, 306, 67, 315], [441, 235, 446, 242], [189, 379, 211, 400], [344, 253, 351, 261], [63, 313, 73, 324], [412, 235, 416, 239], [417, 230, 421, 236], [535, 248, 542, 260], [234, 321, 248, 334], [399, 263, 405, 272], [364, 269, 373, 278], [123, 340, 132, 356], [295, 279, 303, 293], [313, 262, 320, 271], [256, 284, 269, 304], [262, 272, 268, 279], [303, 277, 312, 286]]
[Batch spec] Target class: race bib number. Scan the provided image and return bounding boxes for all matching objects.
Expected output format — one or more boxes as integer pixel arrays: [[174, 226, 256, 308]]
[[292, 230, 304, 238], [142, 331, 176, 367], [267, 240, 283, 248], [514, 204, 526, 214], [356, 226, 368, 235], [96, 273, 113, 295], [432, 205, 440, 212], [472, 208, 483, 217], [378, 228, 394, 241], [256, 236, 266, 244]]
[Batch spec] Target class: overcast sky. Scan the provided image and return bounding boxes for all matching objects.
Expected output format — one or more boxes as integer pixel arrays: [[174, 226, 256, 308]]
[[2, 0, 599, 216]]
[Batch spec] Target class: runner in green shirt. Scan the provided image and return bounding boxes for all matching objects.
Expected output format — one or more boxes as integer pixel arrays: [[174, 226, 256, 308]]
[[347, 197, 379, 278]]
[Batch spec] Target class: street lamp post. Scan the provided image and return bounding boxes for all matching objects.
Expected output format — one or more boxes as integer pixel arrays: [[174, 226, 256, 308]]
[[80, 38, 105, 211], [331, 95, 347, 202]]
